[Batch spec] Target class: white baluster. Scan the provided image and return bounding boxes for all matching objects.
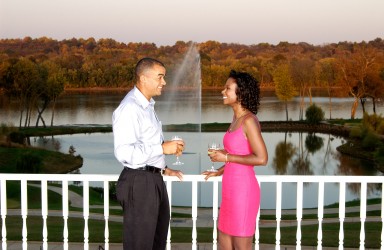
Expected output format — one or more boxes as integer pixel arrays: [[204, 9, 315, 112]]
[[166, 179, 172, 250], [359, 182, 367, 250], [212, 179, 219, 250], [317, 181, 324, 250], [41, 180, 48, 250], [1, 179, 7, 250], [21, 179, 27, 250], [275, 181, 282, 250], [296, 181, 303, 249], [83, 181, 89, 250], [192, 180, 198, 250], [62, 180, 69, 250], [255, 206, 260, 250], [104, 181, 110, 250], [339, 182, 345, 250], [381, 182, 384, 250]]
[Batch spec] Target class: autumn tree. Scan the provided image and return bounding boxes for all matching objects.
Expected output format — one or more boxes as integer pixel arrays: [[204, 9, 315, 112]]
[[290, 58, 317, 120], [317, 58, 338, 119], [8, 58, 46, 127], [41, 61, 66, 126], [336, 44, 377, 119], [273, 63, 297, 121]]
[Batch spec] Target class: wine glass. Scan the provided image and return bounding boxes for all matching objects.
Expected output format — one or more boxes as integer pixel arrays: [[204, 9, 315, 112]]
[[207, 142, 220, 172], [172, 135, 184, 165]]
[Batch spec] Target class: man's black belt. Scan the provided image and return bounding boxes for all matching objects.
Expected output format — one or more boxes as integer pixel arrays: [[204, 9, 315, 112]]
[[136, 165, 162, 174]]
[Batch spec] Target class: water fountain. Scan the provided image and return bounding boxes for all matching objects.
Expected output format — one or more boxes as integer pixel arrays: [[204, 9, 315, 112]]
[[157, 42, 217, 206]]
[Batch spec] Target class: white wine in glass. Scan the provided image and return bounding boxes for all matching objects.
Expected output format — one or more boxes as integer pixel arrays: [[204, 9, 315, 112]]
[[207, 142, 220, 172], [172, 135, 184, 165]]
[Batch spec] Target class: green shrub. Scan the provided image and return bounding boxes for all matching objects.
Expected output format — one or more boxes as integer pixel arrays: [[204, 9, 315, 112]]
[[362, 131, 380, 151], [363, 112, 384, 135], [0, 123, 18, 138], [377, 120, 384, 135], [349, 126, 363, 139], [305, 104, 325, 124], [374, 142, 384, 168], [9, 131, 25, 144], [16, 152, 42, 173]]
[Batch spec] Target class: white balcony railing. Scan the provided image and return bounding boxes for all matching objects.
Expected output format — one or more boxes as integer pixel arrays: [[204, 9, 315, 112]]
[[0, 174, 383, 250]]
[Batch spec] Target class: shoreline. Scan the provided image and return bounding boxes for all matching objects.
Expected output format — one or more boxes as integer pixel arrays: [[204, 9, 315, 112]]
[[3, 121, 380, 174], [62, 86, 334, 93]]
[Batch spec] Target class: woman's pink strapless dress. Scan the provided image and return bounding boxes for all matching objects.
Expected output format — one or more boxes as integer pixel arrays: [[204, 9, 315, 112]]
[[218, 123, 260, 237]]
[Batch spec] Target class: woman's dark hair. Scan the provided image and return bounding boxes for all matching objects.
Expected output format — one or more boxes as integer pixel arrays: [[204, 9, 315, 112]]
[[229, 70, 260, 114]]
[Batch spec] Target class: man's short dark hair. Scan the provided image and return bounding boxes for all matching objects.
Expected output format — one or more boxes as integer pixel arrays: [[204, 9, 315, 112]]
[[135, 58, 165, 81]]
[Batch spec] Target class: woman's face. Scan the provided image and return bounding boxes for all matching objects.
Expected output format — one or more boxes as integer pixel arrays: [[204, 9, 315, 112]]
[[221, 77, 238, 106]]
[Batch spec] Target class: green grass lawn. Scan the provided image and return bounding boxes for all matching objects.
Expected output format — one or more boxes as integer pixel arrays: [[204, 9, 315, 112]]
[[1, 216, 381, 248]]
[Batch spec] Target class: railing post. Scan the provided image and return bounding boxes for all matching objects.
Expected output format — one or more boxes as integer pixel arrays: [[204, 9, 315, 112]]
[[83, 181, 89, 250], [1, 179, 7, 250], [191, 180, 198, 250], [275, 181, 282, 250], [103, 180, 110, 250], [62, 180, 69, 250], [317, 181, 324, 250], [255, 205, 260, 250], [381, 182, 384, 250], [338, 181, 346, 250], [212, 179, 219, 250], [21, 179, 27, 250], [359, 182, 367, 250], [296, 181, 303, 250], [166, 179, 172, 250], [41, 180, 48, 250]]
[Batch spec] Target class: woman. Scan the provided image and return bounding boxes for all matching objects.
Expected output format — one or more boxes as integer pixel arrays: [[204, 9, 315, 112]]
[[203, 70, 268, 250]]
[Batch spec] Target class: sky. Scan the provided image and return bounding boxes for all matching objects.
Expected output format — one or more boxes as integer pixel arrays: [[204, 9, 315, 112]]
[[0, 0, 383, 46]]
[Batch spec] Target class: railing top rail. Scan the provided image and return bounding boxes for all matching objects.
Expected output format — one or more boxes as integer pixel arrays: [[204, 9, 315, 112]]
[[0, 173, 383, 183]]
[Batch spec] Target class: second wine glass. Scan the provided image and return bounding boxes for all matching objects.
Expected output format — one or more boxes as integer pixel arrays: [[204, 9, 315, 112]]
[[207, 142, 220, 172], [172, 135, 184, 165]]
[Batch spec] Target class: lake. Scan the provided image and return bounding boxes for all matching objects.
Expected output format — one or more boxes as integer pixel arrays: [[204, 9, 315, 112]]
[[1, 90, 383, 208]]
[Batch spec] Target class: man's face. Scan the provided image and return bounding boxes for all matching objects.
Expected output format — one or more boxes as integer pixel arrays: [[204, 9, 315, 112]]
[[141, 64, 166, 99]]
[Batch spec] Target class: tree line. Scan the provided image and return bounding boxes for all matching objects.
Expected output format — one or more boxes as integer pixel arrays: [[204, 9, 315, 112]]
[[0, 37, 384, 127]]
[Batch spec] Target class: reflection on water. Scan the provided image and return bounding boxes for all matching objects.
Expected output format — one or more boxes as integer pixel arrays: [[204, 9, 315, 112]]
[[30, 131, 383, 208], [3, 91, 384, 207]]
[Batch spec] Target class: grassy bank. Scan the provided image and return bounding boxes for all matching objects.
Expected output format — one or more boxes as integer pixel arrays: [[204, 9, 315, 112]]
[[0, 146, 83, 174]]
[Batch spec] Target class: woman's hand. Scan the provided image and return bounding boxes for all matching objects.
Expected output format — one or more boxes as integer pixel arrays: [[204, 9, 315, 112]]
[[201, 167, 224, 180], [208, 149, 226, 163]]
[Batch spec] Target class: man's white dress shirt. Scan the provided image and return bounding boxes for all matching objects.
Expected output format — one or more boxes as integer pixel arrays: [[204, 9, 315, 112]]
[[112, 86, 165, 169]]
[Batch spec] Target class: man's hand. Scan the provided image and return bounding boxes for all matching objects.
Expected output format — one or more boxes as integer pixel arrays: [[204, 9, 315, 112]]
[[162, 140, 185, 156], [163, 167, 184, 181]]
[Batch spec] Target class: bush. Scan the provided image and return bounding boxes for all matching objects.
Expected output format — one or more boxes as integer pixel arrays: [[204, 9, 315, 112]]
[[16, 152, 42, 173], [363, 112, 384, 135], [349, 126, 363, 139], [9, 131, 26, 144], [374, 142, 384, 168], [376, 120, 384, 135], [362, 131, 381, 151], [305, 104, 325, 124]]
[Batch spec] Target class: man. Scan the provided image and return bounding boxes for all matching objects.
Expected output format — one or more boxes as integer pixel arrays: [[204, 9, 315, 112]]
[[112, 58, 184, 249]]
